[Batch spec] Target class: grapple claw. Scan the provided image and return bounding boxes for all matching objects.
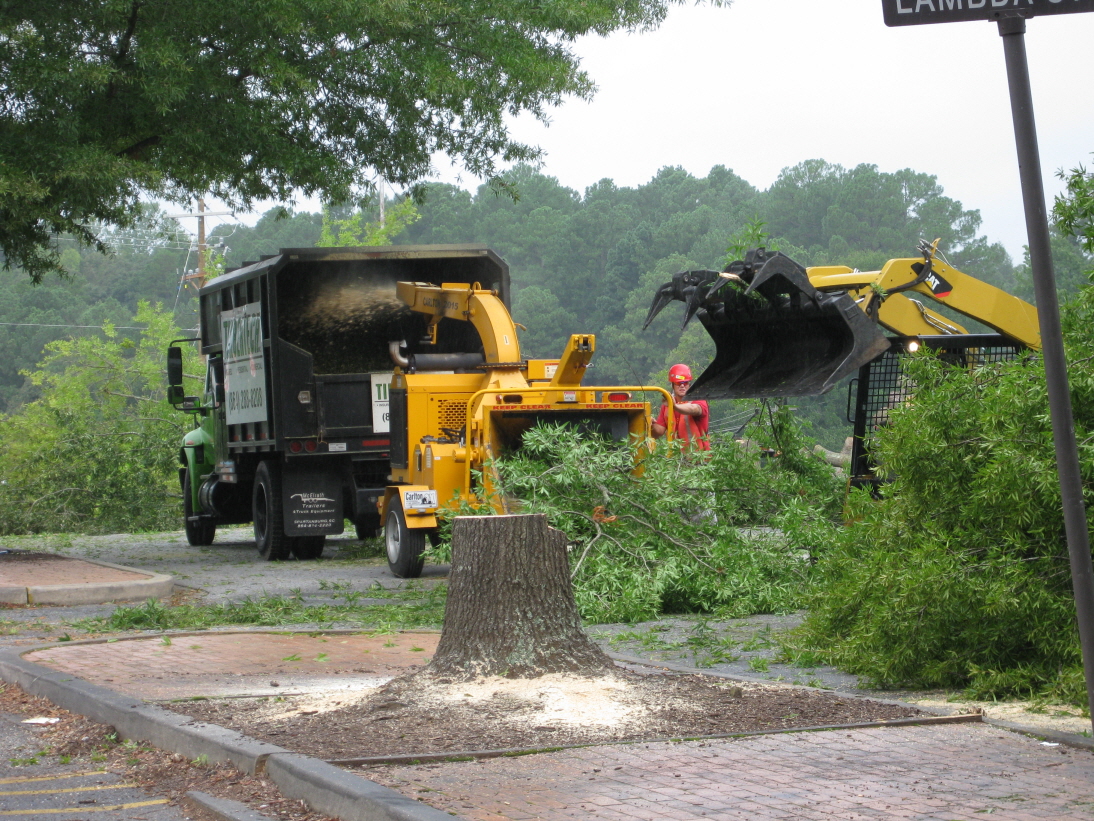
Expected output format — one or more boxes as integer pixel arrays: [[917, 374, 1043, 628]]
[[642, 270, 721, 330], [645, 248, 890, 399]]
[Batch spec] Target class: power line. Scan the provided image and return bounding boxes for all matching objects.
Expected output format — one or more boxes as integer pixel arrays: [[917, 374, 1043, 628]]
[[0, 322, 149, 330]]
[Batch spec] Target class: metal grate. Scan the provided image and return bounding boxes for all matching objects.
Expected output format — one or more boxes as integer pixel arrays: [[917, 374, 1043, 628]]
[[436, 399, 467, 430], [848, 335, 1028, 490]]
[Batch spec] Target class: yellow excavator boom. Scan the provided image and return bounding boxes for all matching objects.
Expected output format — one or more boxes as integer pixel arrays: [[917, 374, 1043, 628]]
[[808, 259, 1041, 350], [645, 242, 1041, 399]]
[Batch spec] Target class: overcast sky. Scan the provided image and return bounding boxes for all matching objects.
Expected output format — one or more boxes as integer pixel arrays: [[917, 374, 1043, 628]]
[[220, 0, 1094, 264], [516, 0, 1094, 260]]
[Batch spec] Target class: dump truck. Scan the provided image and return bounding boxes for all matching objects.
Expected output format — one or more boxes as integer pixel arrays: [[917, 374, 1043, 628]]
[[645, 240, 1041, 488], [167, 245, 665, 575]]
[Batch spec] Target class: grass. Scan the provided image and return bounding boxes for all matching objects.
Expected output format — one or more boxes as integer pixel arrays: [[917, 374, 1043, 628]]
[[605, 620, 741, 669], [70, 583, 447, 634]]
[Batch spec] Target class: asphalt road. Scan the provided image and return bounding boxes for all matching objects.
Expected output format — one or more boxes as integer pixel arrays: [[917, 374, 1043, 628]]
[[0, 710, 191, 821]]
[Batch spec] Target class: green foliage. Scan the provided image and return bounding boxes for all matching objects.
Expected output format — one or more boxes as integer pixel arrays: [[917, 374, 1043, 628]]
[[0, 303, 197, 534], [0, 205, 195, 415], [318, 199, 421, 248], [788, 159, 1094, 700], [793, 316, 1094, 704], [1, 0, 693, 281], [723, 216, 777, 265], [217, 209, 323, 268], [1054, 161, 1094, 254], [487, 418, 842, 624], [1012, 229, 1093, 302]]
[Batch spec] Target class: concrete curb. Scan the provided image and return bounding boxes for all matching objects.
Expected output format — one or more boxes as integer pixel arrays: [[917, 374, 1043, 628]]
[[266, 754, 454, 821], [185, 791, 280, 821], [0, 645, 458, 821], [0, 646, 281, 774], [0, 555, 174, 606], [984, 716, 1094, 752]]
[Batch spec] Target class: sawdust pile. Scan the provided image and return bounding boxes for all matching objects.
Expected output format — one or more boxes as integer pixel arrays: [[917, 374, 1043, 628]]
[[173, 667, 924, 761], [239, 671, 656, 732]]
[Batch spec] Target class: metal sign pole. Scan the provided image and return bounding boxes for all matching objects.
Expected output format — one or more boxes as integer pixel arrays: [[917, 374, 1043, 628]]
[[998, 15, 1094, 727]]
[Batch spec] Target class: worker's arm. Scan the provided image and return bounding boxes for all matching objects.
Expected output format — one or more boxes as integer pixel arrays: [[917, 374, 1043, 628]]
[[674, 401, 704, 417]]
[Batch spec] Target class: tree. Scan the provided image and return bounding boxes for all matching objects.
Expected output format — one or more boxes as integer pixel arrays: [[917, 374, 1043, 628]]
[[317, 199, 420, 247], [426, 514, 614, 680], [1054, 161, 1094, 253], [216, 209, 323, 269], [0, 302, 196, 534], [1, 0, 702, 281]]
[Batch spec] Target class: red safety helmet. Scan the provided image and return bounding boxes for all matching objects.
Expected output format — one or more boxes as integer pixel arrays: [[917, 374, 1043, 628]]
[[668, 364, 692, 383]]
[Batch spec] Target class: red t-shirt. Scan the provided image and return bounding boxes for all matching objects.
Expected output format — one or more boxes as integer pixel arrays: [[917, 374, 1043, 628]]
[[655, 401, 711, 450]]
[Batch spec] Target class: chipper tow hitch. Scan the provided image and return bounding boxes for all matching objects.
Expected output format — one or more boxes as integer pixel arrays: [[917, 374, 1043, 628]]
[[644, 248, 890, 399]]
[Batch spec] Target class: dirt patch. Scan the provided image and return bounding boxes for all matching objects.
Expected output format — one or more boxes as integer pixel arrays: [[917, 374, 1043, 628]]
[[171, 664, 924, 762], [0, 681, 339, 821]]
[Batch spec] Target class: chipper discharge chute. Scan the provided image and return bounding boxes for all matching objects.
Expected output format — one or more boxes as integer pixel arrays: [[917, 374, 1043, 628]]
[[644, 248, 890, 399]]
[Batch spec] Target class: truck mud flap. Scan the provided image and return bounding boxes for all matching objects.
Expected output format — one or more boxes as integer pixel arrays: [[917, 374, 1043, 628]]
[[645, 249, 890, 399], [282, 461, 344, 536]]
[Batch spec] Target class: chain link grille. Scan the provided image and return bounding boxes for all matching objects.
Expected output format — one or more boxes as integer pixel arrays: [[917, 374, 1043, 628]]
[[850, 335, 1028, 489]]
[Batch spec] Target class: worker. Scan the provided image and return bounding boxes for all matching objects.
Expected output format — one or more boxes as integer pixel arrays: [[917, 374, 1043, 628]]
[[651, 364, 710, 451]]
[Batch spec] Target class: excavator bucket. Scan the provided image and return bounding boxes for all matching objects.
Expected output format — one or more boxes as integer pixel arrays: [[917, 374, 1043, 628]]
[[644, 249, 890, 399]]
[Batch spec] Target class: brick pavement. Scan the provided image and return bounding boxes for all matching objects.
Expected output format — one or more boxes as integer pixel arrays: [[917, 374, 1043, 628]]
[[23, 631, 439, 699], [17, 631, 1094, 820], [363, 723, 1094, 820]]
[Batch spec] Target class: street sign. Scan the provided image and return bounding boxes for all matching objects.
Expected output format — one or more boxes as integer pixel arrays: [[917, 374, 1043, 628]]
[[883, 0, 1094, 27]]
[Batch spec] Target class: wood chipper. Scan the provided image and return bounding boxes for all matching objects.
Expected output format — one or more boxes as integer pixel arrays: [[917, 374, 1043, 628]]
[[380, 280, 670, 577]]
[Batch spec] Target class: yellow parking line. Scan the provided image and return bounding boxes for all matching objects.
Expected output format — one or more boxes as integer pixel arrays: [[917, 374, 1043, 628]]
[[0, 783, 137, 796], [0, 798, 169, 815], [0, 771, 106, 785]]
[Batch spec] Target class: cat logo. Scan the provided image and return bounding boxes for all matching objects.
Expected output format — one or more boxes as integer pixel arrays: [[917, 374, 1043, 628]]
[[925, 271, 952, 298]]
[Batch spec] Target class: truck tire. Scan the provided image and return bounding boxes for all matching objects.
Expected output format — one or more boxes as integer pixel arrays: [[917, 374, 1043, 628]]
[[385, 498, 426, 579], [253, 461, 292, 561], [292, 535, 326, 560], [183, 468, 216, 546], [354, 512, 382, 540]]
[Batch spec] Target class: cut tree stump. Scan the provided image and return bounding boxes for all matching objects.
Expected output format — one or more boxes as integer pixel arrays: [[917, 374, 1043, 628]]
[[426, 513, 614, 680]]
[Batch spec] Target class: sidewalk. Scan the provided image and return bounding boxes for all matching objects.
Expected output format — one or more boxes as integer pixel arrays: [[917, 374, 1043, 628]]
[[2, 551, 1093, 820], [6, 628, 1094, 821]]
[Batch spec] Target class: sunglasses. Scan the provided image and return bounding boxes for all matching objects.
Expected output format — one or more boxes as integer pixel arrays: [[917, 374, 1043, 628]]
[[674, 380, 691, 386]]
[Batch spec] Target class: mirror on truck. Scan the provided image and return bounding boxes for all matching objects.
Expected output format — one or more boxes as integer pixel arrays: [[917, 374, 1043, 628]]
[[167, 346, 184, 387], [167, 347, 185, 405], [166, 344, 203, 410]]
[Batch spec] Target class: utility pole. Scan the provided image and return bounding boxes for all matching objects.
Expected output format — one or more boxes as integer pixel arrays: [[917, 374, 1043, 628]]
[[168, 199, 234, 292], [196, 198, 207, 287]]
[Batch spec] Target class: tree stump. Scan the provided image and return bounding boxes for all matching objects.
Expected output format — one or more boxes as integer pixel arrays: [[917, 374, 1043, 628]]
[[427, 514, 614, 680]]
